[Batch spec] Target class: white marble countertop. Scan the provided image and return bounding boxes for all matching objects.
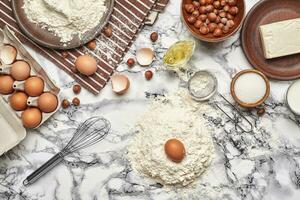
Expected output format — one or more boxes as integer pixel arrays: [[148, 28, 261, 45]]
[[1, 0, 300, 199]]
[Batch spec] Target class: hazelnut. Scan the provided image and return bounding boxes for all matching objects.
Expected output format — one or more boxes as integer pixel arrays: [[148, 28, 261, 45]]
[[257, 108, 266, 116], [208, 23, 217, 33], [61, 99, 70, 109], [61, 51, 69, 58], [194, 20, 203, 28], [192, 1, 200, 9], [213, 28, 222, 37], [206, 0, 214, 4], [213, 9, 218, 14], [219, 11, 226, 18], [205, 18, 210, 25], [199, 0, 206, 6], [145, 70, 153, 80], [103, 27, 113, 37], [229, 6, 239, 15], [213, 1, 221, 9], [184, 4, 195, 13], [71, 67, 78, 74], [199, 6, 207, 14], [199, 26, 209, 35], [127, 58, 135, 67], [187, 16, 197, 24], [226, 13, 234, 20], [198, 14, 207, 21], [206, 5, 214, 13], [220, 0, 226, 6], [228, 0, 237, 6], [223, 5, 230, 12], [150, 32, 158, 42], [192, 10, 200, 17], [87, 40, 96, 50], [226, 20, 235, 28], [215, 16, 221, 23], [73, 84, 81, 94], [222, 25, 230, 33], [72, 97, 80, 106], [208, 12, 217, 22], [221, 17, 228, 24], [217, 23, 224, 29]]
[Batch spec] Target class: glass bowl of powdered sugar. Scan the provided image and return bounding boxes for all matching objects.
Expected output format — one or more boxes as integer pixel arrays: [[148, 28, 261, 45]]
[[188, 70, 218, 101]]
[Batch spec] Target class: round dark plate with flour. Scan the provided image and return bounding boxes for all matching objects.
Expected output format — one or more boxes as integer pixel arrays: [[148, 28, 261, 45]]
[[11, 0, 114, 50], [241, 0, 300, 80]]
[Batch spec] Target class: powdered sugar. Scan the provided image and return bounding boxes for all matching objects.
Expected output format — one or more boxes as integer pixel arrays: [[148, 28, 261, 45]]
[[128, 90, 214, 187], [23, 0, 107, 43]]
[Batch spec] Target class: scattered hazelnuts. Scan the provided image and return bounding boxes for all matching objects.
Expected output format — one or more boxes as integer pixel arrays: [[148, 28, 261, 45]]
[[150, 32, 158, 42], [61, 51, 69, 58], [145, 70, 153, 80], [62, 99, 70, 109], [257, 108, 266, 116], [127, 58, 135, 67], [72, 97, 80, 106], [73, 84, 81, 94], [184, 0, 240, 38], [103, 27, 113, 37], [87, 40, 97, 50]]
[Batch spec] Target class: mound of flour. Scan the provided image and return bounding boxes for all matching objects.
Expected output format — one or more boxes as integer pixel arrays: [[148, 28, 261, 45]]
[[23, 0, 106, 43], [128, 90, 214, 187]]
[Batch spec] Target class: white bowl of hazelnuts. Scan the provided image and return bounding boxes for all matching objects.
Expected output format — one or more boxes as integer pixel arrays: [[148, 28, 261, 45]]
[[182, 0, 245, 42]]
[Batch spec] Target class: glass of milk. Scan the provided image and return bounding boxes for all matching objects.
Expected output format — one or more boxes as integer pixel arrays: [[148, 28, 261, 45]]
[[286, 79, 300, 115]]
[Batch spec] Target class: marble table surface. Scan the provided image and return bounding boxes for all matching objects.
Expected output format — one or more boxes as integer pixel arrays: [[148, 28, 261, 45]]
[[1, 0, 300, 199]]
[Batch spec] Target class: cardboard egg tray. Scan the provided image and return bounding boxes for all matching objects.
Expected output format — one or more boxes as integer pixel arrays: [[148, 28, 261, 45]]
[[0, 26, 60, 156]]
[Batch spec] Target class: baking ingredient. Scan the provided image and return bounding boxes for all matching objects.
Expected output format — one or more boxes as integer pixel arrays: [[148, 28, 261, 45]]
[[75, 55, 98, 76], [62, 99, 70, 109], [10, 92, 28, 111], [150, 32, 158, 42], [0, 45, 17, 64], [0, 75, 14, 95], [259, 18, 300, 59], [287, 79, 300, 115], [136, 48, 154, 66], [61, 51, 69, 58], [144, 70, 153, 80], [73, 84, 81, 94], [21, 108, 42, 128], [38, 92, 58, 113], [128, 90, 214, 186], [24, 77, 44, 97], [234, 72, 267, 104], [23, 0, 107, 43], [257, 108, 266, 116], [72, 97, 80, 106], [87, 40, 97, 50], [163, 41, 195, 70], [184, 0, 239, 38], [164, 139, 186, 163], [126, 58, 135, 67], [10, 61, 31, 81], [111, 74, 130, 95], [103, 27, 113, 37]]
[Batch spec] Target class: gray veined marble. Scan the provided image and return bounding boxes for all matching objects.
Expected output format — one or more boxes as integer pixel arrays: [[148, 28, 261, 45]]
[[1, 0, 300, 199]]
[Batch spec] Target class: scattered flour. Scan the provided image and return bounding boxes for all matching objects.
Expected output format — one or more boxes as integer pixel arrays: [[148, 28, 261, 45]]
[[23, 0, 107, 43], [128, 90, 215, 187]]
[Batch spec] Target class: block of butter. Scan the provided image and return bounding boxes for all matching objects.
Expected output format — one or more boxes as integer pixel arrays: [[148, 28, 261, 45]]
[[259, 18, 300, 59]]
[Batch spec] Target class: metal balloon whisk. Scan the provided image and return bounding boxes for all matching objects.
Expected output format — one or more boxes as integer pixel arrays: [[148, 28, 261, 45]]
[[23, 117, 111, 186]]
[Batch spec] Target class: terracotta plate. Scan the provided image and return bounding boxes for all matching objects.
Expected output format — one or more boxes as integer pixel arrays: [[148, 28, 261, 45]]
[[241, 0, 300, 80], [11, 0, 114, 50]]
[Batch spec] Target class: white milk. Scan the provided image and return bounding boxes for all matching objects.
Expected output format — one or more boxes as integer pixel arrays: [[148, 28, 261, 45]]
[[287, 80, 300, 115], [234, 73, 267, 104]]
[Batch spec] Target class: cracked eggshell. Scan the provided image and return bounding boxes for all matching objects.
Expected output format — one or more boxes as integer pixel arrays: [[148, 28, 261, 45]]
[[136, 48, 154, 66], [111, 74, 130, 95], [0, 45, 17, 64]]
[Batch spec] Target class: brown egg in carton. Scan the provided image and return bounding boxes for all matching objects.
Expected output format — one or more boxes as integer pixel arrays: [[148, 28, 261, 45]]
[[0, 26, 60, 130]]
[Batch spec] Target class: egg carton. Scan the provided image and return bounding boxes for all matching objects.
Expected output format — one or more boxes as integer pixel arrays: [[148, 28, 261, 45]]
[[0, 26, 61, 156]]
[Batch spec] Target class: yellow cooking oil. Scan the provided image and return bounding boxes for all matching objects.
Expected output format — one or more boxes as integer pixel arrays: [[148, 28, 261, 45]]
[[163, 40, 195, 70]]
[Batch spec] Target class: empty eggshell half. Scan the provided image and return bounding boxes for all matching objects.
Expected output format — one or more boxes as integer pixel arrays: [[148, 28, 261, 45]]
[[136, 48, 154, 66], [0, 45, 17, 64], [111, 74, 130, 95]]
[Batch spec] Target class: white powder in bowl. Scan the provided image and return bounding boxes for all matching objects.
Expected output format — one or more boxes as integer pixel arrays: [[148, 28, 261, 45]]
[[128, 90, 214, 187], [23, 0, 107, 43]]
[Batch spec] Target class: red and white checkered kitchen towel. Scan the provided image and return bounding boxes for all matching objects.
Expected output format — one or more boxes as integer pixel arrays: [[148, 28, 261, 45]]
[[0, 0, 169, 94]]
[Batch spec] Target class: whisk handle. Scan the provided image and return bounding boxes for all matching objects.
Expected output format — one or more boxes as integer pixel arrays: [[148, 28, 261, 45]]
[[23, 153, 64, 186]]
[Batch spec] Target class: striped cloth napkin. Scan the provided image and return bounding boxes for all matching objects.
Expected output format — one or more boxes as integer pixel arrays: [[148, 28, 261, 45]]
[[0, 0, 169, 94]]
